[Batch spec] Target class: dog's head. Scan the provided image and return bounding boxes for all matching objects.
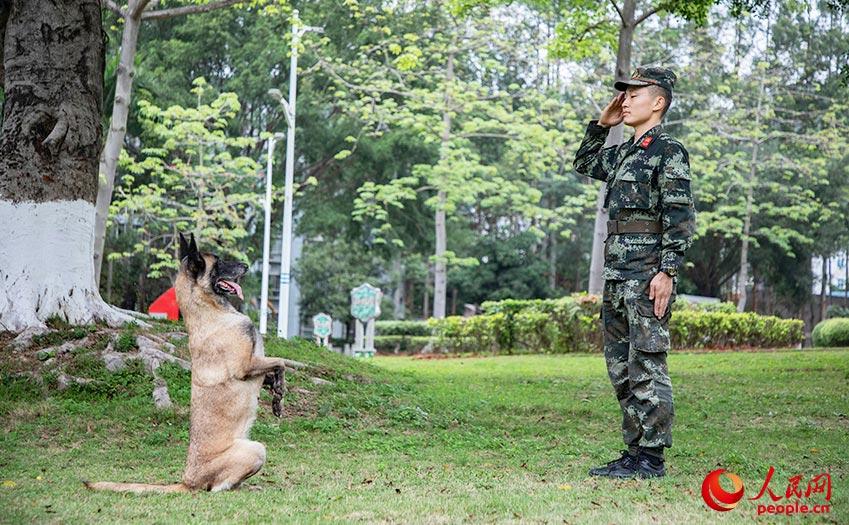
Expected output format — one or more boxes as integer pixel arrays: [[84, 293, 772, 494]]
[[176, 233, 248, 304]]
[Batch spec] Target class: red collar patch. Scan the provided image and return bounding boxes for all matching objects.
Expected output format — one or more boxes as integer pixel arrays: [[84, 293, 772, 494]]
[[639, 136, 654, 149]]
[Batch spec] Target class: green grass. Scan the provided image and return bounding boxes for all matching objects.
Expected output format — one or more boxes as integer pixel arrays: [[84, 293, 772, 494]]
[[1, 337, 847, 523]]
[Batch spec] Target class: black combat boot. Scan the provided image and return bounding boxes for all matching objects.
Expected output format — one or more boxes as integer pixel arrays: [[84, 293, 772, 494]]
[[633, 449, 666, 478], [588, 450, 638, 477]]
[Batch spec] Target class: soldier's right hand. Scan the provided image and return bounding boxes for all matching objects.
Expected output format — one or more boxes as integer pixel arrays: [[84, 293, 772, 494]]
[[599, 92, 626, 127]]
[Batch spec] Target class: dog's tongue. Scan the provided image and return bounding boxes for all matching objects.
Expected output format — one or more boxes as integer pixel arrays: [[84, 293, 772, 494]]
[[222, 280, 243, 300]]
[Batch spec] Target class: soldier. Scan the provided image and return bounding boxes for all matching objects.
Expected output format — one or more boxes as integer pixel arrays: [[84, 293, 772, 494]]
[[573, 67, 696, 479]]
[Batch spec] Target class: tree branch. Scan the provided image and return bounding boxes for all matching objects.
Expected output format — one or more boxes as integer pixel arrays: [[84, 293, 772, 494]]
[[635, 5, 661, 26], [317, 58, 416, 98], [141, 0, 242, 20], [103, 0, 126, 17], [609, 0, 625, 25]]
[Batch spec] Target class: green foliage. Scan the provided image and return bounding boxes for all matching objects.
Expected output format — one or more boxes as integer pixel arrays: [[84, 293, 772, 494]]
[[31, 326, 91, 348], [374, 321, 435, 353], [672, 300, 738, 313], [429, 295, 802, 353], [428, 312, 507, 353], [375, 320, 431, 337], [811, 317, 849, 347], [109, 78, 261, 279], [292, 238, 388, 323], [318, 1, 583, 289], [106, 0, 849, 320], [115, 326, 139, 353], [374, 335, 433, 353], [671, 311, 804, 349]]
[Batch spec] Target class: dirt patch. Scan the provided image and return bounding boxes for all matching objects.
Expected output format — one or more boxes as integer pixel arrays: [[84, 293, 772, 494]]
[[0, 331, 15, 350]]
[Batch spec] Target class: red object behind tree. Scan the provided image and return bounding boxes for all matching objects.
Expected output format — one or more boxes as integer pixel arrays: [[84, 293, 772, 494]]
[[148, 287, 180, 320]]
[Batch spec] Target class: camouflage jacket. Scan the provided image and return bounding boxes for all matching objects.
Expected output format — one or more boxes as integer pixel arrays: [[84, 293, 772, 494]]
[[573, 120, 696, 281]]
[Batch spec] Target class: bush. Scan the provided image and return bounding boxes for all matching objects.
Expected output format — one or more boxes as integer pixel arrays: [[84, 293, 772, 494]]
[[811, 318, 849, 347], [429, 295, 602, 355], [673, 300, 737, 313], [374, 336, 432, 353], [374, 321, 433, 354], [428, 313, 506, 353], [375, 320, 431, 337]]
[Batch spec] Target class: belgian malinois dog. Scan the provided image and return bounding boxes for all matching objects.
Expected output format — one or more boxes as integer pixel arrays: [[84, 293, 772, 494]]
[[85, 233, 286, 493]]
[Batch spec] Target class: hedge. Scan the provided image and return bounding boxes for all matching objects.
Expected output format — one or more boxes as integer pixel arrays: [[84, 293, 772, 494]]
[[372, 296, 804, 354], [427, 312, 506, 353], [427, 295, 803, 353], [374, 335, 432, 353], [373, 320, 433, 354], [811, 317, 849, 347], [433, 295, 601, 354], [374, 320, 431, 337], [670, 310, 804, 349]]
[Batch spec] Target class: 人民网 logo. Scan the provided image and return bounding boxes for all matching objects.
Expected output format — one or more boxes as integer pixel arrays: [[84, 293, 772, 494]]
[[700, 466, 833, 517], [702, 468, 745, 512]]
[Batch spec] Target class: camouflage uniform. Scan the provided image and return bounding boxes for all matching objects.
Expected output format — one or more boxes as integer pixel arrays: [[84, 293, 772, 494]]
[[573, 67, 696, 458]]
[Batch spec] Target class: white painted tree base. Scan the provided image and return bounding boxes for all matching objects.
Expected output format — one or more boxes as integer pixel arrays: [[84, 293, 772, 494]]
[[0, 199, 139, 332]]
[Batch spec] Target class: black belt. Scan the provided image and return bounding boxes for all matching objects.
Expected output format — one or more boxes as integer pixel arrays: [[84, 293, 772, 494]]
[[607, 219, 662, 235]]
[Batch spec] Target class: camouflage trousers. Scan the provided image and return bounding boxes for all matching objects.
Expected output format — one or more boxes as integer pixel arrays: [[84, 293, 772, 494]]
[[601, 277, 675, 453]]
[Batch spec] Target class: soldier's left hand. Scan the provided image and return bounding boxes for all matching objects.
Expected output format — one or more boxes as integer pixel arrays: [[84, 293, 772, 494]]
[[648, 272, 674, 318]]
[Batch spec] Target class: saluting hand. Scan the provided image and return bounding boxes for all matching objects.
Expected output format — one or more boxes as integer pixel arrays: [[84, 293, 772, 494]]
[[599, 92, 626, 127]]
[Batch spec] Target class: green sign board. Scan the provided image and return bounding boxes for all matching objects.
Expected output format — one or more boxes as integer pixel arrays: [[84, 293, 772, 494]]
[[312, 313, 332, 338], [350, 283, 381, 323]]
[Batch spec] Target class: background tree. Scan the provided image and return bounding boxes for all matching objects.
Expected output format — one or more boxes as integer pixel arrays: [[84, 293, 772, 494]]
[[107, 78, 263, 309], [93, 0, 287, 286]]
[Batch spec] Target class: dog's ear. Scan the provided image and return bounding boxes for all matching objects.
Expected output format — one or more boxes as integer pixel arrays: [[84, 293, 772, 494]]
[[178, 233, 189, 261], [182, 233, 205, 279]]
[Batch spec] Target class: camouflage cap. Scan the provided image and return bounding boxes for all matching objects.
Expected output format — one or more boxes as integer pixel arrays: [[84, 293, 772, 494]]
[[614, 66, 676, 93]]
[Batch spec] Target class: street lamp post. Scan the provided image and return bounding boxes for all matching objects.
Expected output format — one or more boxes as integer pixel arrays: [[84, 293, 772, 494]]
[[259, 132, 285, 335], [268, 10, 323, 339]]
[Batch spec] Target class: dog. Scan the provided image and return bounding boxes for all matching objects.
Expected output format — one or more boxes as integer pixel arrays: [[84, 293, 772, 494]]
[[85, 233, 286, 493]]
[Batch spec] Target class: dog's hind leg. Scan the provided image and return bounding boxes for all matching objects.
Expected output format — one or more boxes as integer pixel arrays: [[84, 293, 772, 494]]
[[208, 439, 267, 492]]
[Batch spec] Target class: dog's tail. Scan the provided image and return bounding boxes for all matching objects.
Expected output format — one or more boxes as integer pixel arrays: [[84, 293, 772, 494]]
[[83, 480, 189, 493]]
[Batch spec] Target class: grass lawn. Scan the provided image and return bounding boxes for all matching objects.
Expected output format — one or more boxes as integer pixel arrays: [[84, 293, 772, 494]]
[[1, 335, 847, 524]]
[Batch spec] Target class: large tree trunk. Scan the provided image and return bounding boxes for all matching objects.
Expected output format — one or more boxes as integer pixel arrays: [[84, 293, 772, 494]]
[[588, 0, 636, 294], [93, 0, 150, 286], [0, 0, 135, 331]]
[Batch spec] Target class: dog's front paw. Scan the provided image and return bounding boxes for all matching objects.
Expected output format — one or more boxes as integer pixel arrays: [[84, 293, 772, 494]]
[[263, 368, 284, 417]]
